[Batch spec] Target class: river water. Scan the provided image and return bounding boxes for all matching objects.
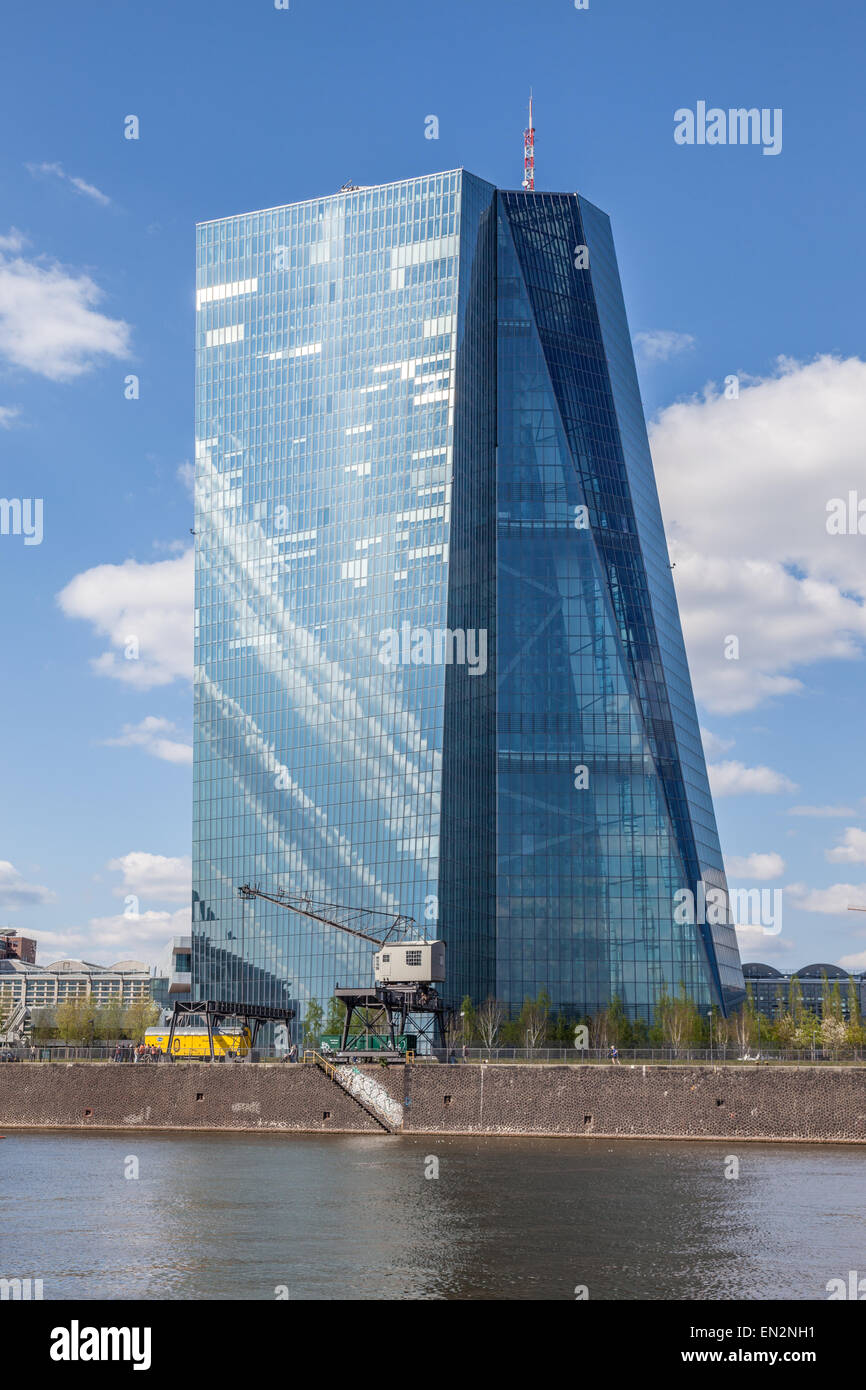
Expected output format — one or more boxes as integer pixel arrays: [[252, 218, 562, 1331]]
[[1, 1130, 864, 1300]]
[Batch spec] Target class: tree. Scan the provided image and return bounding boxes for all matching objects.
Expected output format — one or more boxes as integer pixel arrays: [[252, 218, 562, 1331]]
[[122, 997, 159, 1042], [658, 986, 700, 1056], [788, 974, 805, 1025], [589, 998, 635, 1051], [822, 975, 844, 1023], [476, 997, 503, 1050], [821, 1015, 848, 1060], [79, 998, 98, 1045], [589, 1009, 610, 1051], [302, 997, 324, 1050], [56, 998, 90, 1044], [792, 1010, 820, 1052], [774, 1013, 797, 1050], [519, 990, 550, 1050], [323, 995, 346, 1037], [96, 996, 125, 1042], [648, 990, 670, 1048], [607, 994, 629, 1046], [550, 1011, 577, 1045], [847, 975, 861, 1029], [457, 995, 476, 1046], [731, 984, 762, 1054]]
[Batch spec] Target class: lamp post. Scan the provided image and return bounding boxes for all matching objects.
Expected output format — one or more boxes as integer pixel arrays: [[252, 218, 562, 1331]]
[[708, 1010, 713, 1065]]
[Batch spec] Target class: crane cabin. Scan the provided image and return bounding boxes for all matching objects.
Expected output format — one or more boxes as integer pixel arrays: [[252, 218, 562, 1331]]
[[373, 940, 446, 986]]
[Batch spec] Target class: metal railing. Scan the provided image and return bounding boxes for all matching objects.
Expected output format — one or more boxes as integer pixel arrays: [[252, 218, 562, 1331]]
[[428, 1045, 865, 1065], [303, 1048, 337, 1078], [3, 1043, 862, 1065]]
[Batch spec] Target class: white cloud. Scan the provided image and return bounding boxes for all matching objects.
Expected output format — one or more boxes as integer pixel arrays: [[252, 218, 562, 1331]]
[[788, 804, 858, 818], [0, 236, 130, 380], [26, 161, 111, 207], [734, 924, 795, 959], [177, 460, 194, 496], [725, 852, 786, 880], [0, 230, 25, 252], [57, 550, 193, 688], [36, 907, 189, 968], [838, 949, 866, 972], [634, 329, 695, 364], [0, 860, 55, 909], [708, 760, 796, 797], [700, 726, 734, 759], [0, 405, 20, 427], [107, 851, 191, 904], [650, 355, 866, 713], [104, 716, 192, 766], [826, 827, 866, 865], [786, 881, 866, 915]]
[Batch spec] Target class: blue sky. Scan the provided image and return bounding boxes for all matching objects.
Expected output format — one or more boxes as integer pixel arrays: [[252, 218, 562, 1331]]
[[1, 0, 865, 975]]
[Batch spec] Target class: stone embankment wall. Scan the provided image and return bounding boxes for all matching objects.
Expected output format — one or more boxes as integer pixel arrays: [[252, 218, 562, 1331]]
[[1, 1062, 864, 1142]]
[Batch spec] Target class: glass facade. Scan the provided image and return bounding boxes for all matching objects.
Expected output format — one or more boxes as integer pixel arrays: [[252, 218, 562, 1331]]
[[193, 170, 743, 1029]]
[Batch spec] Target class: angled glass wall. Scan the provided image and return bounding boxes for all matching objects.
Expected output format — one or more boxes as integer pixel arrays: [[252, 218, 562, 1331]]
[[194, 172, 495, 1025], [496, 189, 743, 1016]]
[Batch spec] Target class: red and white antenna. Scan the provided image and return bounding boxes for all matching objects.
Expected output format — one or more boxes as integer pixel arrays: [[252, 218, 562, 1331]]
[[522, 91, 535, 190]]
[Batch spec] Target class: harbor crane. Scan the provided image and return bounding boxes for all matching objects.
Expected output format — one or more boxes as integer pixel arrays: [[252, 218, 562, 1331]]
[[237, 885, 449, 1055]]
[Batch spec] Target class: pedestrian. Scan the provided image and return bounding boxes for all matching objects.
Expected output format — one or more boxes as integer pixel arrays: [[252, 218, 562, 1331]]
[[114, 1044, 122, 1063], [448, 1049, 456, 1064], [461, 1042, 468, 1062]]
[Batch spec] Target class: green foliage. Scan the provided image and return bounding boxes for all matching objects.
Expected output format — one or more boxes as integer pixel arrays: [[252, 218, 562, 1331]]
[[516, 989, 550, 1048], [55, 997, 98, 1044], [302, 997, 324, 1049], [847, 975, 861, 1028], [95, 996, 125, 1041], [457, 995, 476, 1044], [122, 997, 159, 1041], [323, 995, 346, 1035]]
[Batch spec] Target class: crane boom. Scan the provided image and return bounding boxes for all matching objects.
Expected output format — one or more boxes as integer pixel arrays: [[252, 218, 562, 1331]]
[[237, 884, 417, 946]]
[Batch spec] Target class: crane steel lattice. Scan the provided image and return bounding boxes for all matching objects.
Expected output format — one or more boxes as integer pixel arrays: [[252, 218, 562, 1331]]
[[238, 885, 450, 1055]]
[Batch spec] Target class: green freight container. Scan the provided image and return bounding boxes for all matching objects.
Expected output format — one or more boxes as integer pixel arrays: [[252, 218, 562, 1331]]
[[319, 1033, 417, 1053]]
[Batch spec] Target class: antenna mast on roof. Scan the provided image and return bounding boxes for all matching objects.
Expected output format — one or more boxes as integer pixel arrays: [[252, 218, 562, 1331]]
[[522, 91, 535, 191]]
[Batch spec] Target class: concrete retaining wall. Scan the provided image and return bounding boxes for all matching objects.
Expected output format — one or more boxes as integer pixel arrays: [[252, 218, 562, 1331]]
[[1, 1062, 865, 1142], [391, 1063, 866, 1141], [0, 1062, 384, 1134]]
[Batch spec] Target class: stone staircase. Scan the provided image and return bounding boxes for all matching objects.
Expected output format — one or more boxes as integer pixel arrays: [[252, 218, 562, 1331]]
[[305, 1051, 403, 1132]]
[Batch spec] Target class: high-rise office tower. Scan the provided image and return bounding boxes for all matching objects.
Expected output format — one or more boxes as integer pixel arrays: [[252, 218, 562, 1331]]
[[193, 170, 743, 1028]]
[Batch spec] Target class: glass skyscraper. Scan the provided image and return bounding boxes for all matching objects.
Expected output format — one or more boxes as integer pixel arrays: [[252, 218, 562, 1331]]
[[193, 169, 743, 1028]]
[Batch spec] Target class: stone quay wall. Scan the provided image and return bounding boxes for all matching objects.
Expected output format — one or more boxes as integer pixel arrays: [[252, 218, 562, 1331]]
[[1, 1062, 864, 1142]]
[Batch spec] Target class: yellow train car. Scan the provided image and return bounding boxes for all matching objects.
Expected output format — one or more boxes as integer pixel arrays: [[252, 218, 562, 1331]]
[[145, 1026, 252, 1058]]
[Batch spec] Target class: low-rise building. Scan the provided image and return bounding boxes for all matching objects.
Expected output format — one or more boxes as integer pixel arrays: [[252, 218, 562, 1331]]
[[0, 955, 169, 1013], [742, 962, 866, 1022]]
